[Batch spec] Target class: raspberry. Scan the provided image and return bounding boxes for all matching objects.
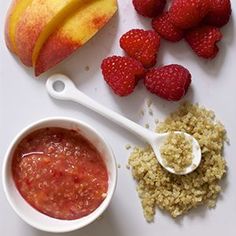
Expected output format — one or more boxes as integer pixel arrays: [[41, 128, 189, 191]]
[[204, 0, 231, 27], [169, 0, 211, 29], [152, 12, 184, 42], [185, 25, 222, 59], [144, 64, 191, 101], [120, 29, 160, 68], [101, 56, 145, 96], [132, 0, 166, 18]]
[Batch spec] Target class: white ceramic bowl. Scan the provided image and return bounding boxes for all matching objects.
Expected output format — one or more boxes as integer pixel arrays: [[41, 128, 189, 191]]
[[2, 117, 117, 233]]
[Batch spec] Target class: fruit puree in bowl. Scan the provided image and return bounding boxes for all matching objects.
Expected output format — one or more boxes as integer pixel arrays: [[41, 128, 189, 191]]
[[2, 117, 117, 232], [12, 127, 108, 220]]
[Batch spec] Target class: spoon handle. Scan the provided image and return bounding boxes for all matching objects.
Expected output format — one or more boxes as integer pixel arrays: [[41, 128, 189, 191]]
[[46, 74, 156, 142]]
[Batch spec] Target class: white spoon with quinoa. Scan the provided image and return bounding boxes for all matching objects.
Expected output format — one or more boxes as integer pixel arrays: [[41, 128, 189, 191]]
[[46, 74, 201, 175]]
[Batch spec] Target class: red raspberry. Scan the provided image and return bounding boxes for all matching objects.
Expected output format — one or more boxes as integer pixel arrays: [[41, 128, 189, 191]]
[[185, 25, 222, 59], [169, 0, 211, 29], [144, 64, 191, 101], [132, 0, 166, 18], [101, 56, 145, 96], [120, 29, 160, 68], [152, 12, 184, 42], [204, 0, 231, 27]]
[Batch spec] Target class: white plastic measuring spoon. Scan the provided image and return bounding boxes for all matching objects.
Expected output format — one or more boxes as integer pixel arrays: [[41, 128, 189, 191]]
[[46, 74, 201, 175]]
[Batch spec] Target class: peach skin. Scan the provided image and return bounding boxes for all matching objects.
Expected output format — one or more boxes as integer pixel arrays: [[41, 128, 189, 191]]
[[35, 0, 117, 76], [14, 0, 87, 67], [5, 0, 33, 53]]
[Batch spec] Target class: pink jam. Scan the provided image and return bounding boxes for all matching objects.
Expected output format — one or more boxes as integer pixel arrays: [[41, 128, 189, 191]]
[[12, 127, 108, 220]]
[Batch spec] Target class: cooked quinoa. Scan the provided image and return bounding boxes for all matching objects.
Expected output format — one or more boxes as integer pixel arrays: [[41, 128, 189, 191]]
[[128, 103, 226, 221], [160, 132, 193, 173]]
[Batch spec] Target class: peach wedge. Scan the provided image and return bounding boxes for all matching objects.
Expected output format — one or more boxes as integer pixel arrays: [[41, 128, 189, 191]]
[[5, 0, 33, 53], [14, 0, 91, 67], [34, 0, 117, 76]]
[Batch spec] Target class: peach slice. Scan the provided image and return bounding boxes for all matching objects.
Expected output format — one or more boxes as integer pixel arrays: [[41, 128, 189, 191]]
[[34, 0, 117, 76], [14, 0, 87, 67], [5, 0, 33, 53]]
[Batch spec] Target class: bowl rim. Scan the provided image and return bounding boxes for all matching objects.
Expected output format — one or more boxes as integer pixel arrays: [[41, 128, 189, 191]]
[[2, 116, 117, 233]]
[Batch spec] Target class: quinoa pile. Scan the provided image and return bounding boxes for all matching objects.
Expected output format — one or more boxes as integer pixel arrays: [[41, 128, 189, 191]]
[[128, 103, 227, 221], [160, 132, 193, 173]]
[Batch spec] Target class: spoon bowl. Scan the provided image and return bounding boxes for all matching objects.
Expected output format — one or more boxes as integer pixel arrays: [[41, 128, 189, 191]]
[[149, 132, 201, 175], [46, 74, 202, 175]]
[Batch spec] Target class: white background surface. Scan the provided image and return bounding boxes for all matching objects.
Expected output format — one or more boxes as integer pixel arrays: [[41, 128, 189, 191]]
[[1, 0, 236, 235]]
